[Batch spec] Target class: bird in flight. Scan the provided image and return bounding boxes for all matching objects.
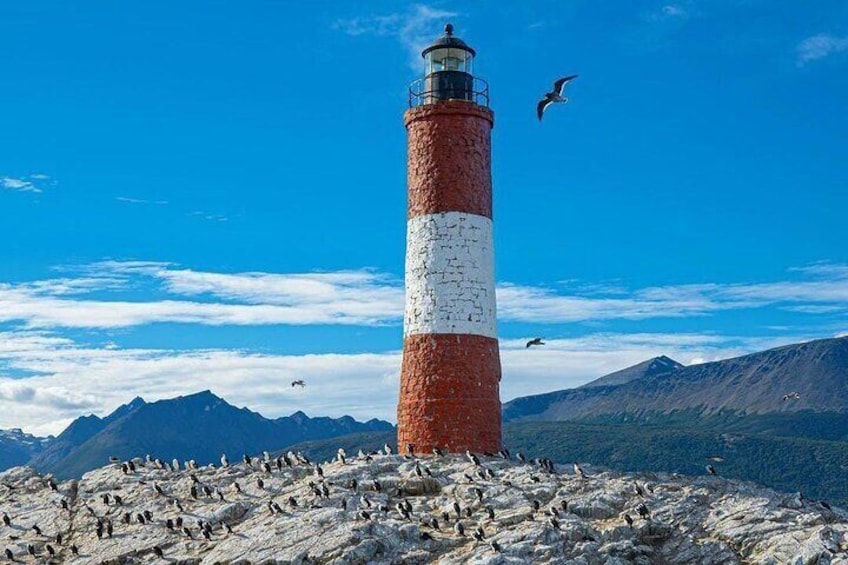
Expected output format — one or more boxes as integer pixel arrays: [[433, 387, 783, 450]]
[[537, 75, 578, 121], [782, 391, 800, 401], [291, 379, 306, 388], [526, 337, 545, 348]]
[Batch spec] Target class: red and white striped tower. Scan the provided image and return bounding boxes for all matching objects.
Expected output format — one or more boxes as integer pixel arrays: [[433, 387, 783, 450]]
[[397, 24, 501, 455]]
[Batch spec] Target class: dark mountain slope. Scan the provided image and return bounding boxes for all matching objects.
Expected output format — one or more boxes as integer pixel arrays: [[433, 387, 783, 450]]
[[34, 391, 393, 479], [0, 429, 50, 470], [502, 355, 682, 422], [580, 355, 683, 388], [28, 397, 146, 472], [504, 336, 848, 423]]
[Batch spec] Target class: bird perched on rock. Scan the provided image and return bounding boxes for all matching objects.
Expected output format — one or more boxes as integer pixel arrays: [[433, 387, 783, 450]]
[[706, 464, 718, 476], [454, 522, 465, 536], [474, 487, 484, 502], [526, 337, 545, 348], [624, 513, 634, 528], [153, 545, 164, 558], [291, 379, 305, 387], [574, 462, 587, 479], [537, 75, 578, 121]]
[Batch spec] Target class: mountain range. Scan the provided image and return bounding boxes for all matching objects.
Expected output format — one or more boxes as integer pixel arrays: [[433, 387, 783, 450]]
[[503, 335, 848, 439], [1, 391, 392, 479]]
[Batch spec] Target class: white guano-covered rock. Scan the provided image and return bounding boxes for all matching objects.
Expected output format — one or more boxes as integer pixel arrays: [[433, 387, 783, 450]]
[[0, 451, 847, 564]]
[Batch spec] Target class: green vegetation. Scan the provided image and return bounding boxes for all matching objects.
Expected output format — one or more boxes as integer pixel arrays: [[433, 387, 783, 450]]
[[287, 422, 848, 506]]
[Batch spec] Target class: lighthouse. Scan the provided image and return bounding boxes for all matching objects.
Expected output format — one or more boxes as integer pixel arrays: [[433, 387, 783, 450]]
[[397, 24, 501, 455]]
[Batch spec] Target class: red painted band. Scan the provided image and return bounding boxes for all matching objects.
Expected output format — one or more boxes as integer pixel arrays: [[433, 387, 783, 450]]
[[404, 101, 494, 220], [397, 333, 502, 454]]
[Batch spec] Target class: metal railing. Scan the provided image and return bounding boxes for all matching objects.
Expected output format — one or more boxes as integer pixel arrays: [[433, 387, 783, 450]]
[[408, 76, 489, 108]]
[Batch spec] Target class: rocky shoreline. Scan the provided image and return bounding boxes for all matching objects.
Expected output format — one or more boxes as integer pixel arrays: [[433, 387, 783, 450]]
[[1, 450, 846, 564]]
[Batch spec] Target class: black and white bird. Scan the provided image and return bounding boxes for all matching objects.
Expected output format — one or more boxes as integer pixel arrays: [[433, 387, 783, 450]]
[[291, 379, 305, 387], [537, 75, 578, 121], [706, 464, 718, 476], [525, 337, 545, 348], [573, 462, 587, 479], [782, 391, 801, 401]]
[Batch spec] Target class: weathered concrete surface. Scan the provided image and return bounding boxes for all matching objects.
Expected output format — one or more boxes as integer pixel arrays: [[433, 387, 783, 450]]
[[1, 452, 847, 564]]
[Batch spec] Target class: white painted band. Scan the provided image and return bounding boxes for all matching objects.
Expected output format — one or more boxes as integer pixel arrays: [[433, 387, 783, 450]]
[[403, 211, 497, 338]]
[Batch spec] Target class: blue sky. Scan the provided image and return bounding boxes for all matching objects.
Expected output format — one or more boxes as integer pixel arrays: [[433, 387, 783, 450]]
[[1, 1, 847, 435]]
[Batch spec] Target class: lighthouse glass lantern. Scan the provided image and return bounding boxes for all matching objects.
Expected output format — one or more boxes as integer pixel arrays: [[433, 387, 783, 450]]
[[421, 24, 477, 104]]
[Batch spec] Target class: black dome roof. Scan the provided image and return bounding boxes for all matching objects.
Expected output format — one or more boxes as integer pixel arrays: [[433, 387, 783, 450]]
[[421, 23, 476, 57]]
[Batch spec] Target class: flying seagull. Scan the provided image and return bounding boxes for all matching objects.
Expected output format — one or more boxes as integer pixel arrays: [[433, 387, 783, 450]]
[[537, 75, 578, 121], [291, 379, 305, 388], [526, 337, 545, 348]]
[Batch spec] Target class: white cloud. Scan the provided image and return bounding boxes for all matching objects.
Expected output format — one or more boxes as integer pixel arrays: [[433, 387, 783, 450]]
[[1, 176, 43, 194], [662, 5, 687, 18], [646, 3, 691, 23], [0, 263, 405, 329], [797, 33, 848, 65], [117, 197, 169, 205], [333, 4, 458, 70], [0, 261, 847, 330], [0, 329, 810, 436], [188, 211, 228, 222]]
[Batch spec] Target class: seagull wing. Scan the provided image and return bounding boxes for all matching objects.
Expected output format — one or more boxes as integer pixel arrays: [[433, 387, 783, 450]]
[[553, 74, 578, 96], [537, 98, 553, 121]]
